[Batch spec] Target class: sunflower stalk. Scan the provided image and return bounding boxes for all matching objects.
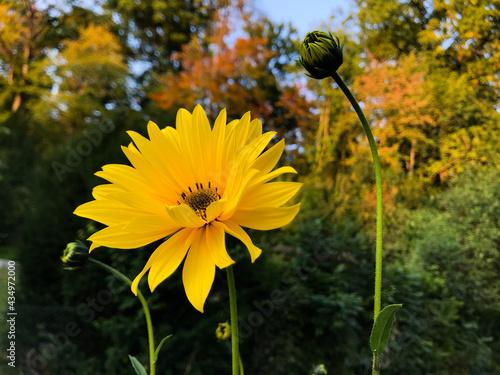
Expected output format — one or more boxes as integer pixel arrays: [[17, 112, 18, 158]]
[[88, 258, 157, 375], [332, 74, 388, 375], [329, 72, 384, 374], [298, 30, 391, 373], [226, 266, 241, 375], [329, 72, 384, 320]]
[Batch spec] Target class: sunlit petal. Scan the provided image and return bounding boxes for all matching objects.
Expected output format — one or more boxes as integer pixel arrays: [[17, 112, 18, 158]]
[[87, 224, 166, 251], [205, 221, 234, 269], [73, 199, 142, 226], [131, 228, 193, 295], [148, 228, 194, 291], [231, 204, 301, 230], [123, 215, 180, 235], [182, 229, 216, 312], [251, 139, 285, 175], [222, 220, 262, 262], [205, 198, 227, 222], [239, 182, 302, 210], [166, 204, 206, 228]]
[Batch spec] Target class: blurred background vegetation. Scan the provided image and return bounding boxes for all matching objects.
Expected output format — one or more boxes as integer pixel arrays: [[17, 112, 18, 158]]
[[0, 0, 499, 374]]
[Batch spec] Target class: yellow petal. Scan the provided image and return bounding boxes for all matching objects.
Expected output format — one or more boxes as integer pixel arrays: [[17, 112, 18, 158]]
[[244, 131, 276, 162], [188, 105, 211, 182], [205, 221, 234, 269], [251, 139, 284, 175], [238, 182, 302, 210], [176, 108, 202, 182], [96, 164, 156, 196], [130, 228, 192, 294], [221, 149, 252, 198], [123, 215, 180, 235], [87, 224, 166, 251], [221, 220, 262, 262], [232, 112, 251, 151], [247, 118, 263, 143], [250, 166, 297, 187], [147, 121, 196, 192], [124, 130, 159, 166], [182, 229, 216, 312], [209, 109, 227, 183], [175, 108, 193, 131], [91, 184, 122, 200], [205, 198, 227, 223], [230, 204, 301, 230], [148, 228, 194, 291], [74, 199, 143, 226], [110, 190, 166, 216], [223, 117, 247, 165], [166, 204, 206, 228], [121, 145, 180, 201], [128, 125, 192, 193], [219, 169, 259, 221]]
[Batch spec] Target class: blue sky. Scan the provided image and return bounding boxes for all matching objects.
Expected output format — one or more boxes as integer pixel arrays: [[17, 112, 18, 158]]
[[254, 0, 352, 37]]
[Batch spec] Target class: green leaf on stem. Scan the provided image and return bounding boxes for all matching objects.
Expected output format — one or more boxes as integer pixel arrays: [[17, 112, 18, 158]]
[[129, 355, 148, 375], [370, 303, 403, 355], [154, 334, 173, 363]]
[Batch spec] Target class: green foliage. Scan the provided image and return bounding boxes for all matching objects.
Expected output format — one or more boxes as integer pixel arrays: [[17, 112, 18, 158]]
[[370, 304, 402, 356], [383, 166, 500, 374], [104, 0, 228, 76], [129, 355, 148, 375], [1, 0, 499, 374]]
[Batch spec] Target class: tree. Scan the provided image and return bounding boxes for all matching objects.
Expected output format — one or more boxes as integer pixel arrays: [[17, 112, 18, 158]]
[[0, 0, 53, 115], [103, 0, 231, 76], [150, 10, 314, 145], [30, 24, 128, 137], [355, 52, 437, 177]]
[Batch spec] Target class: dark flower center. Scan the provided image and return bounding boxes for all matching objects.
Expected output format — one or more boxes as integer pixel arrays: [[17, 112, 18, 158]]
[[182, 184, 220, 220]]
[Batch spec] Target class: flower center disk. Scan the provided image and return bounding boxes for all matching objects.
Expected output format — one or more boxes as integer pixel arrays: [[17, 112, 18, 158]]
[[184, 188, 219, 220]]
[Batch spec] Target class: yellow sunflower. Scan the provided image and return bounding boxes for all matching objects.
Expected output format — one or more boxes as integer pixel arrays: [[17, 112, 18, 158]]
[[74, 105, 301, 312]]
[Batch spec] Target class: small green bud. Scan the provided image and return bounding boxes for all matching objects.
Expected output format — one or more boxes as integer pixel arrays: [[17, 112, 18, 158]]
[[215, 322, 231, 341], [299, 31, 344, 79], [61, 241, 89, 270], [312, 364, 327, 375]]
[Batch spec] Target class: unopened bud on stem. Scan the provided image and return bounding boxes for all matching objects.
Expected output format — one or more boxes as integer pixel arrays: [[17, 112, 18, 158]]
[[61, 241, 89, 270], [299, 31, 344, 79]]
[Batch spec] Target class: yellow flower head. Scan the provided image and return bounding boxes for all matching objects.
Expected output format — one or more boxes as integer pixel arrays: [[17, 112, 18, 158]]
[[74, 105, 301, 312]]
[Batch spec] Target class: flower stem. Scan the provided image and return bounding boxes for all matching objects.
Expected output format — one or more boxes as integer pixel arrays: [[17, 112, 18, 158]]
[[226, 265, 240, 375], [372, 352, 380, 375], [330, 72, 384, 371], [88, 257, 156, 375]]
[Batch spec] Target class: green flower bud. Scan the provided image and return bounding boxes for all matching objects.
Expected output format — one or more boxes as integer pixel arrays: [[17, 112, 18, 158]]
[[312, 364, 327, 375], [215, 322, 231, 341], [299, 31, 344, 79], [61, 241, 89, 270]]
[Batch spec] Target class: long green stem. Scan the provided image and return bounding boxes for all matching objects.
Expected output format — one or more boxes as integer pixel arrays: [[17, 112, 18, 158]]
[[331, 72, 383, 375], [226, 266, 240, 375], [88, 258, 156, 375]]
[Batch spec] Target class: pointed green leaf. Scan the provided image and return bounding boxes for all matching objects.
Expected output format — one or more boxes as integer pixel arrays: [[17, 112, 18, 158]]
[[154, 334, 173, 363], [370, 304, 403, 355], [128, 355, 148, 375]]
